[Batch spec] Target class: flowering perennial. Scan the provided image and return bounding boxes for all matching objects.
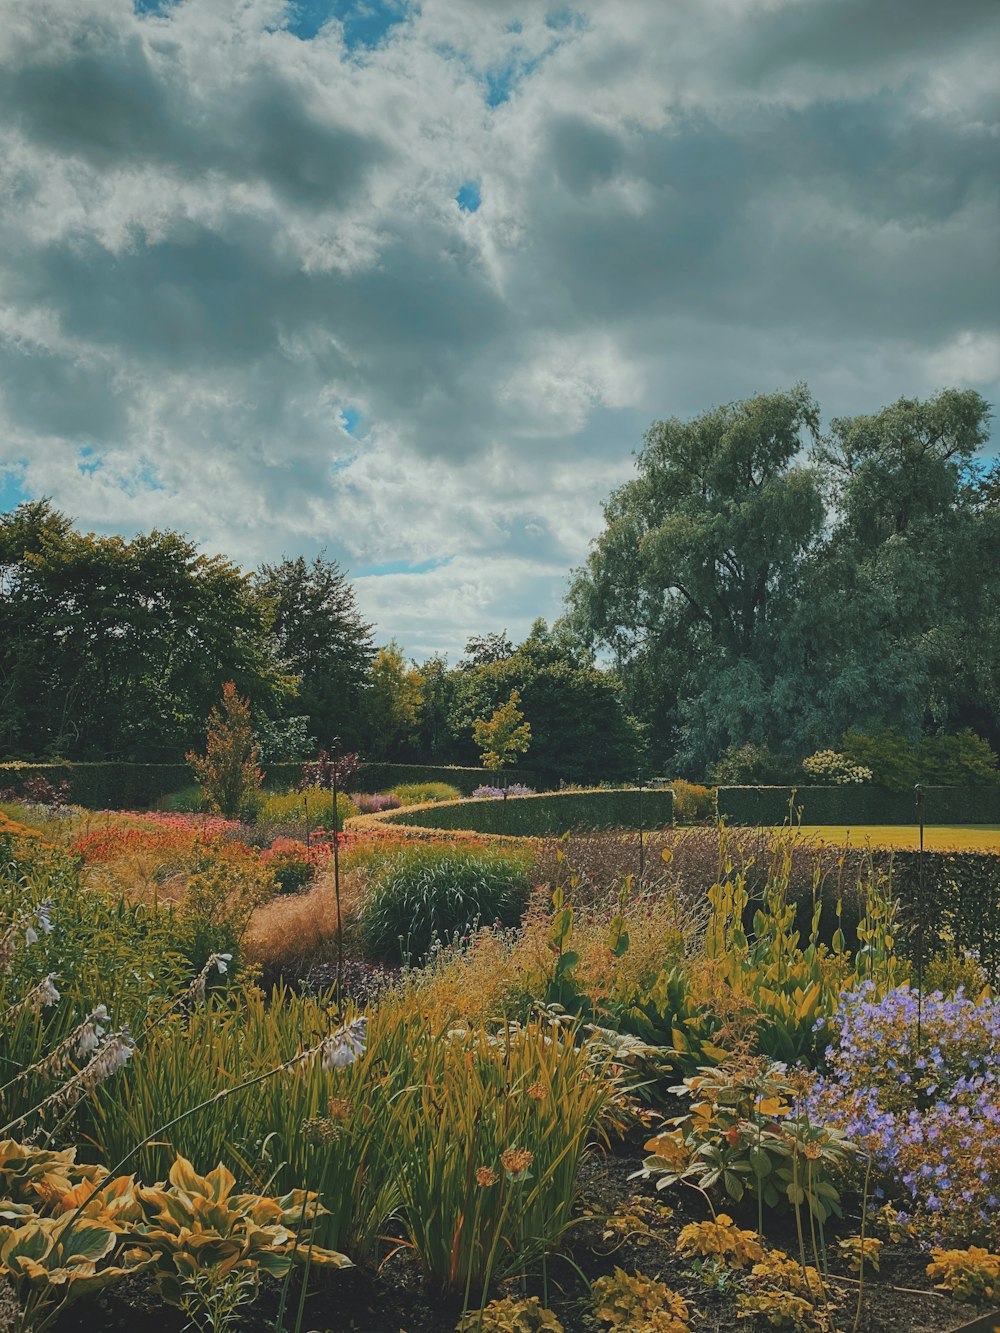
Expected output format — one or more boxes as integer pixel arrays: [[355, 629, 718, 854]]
[[809, 984, 1000, 1243]]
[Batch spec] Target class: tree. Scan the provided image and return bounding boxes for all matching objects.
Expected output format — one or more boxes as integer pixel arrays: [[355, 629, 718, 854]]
[[568, 386, 1000, 773], [472, 689, 532, 780], [568, 386, 825, 771], [448, 620, 640, 783], [365, 642, 424, 760], [254, 555, 374, 752], [0, 504, 289, 761], [186, 682, 265, 817]]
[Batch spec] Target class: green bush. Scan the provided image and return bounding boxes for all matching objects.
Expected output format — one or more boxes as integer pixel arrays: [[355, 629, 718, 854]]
[[709, 743, 799, 785], [670, 780, 715, 821], [357, 843, 534, 963], [367, 788, 674, 837], [717, 785, 1000, 826], [258, 785, 356, 829], [390, 781, 462, 805], [0, 761, 310, 810], [842, 727, 1000, 791]]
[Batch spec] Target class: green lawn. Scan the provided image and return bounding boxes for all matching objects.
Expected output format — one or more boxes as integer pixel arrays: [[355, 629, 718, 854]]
[[779, 824, 1000, 852]]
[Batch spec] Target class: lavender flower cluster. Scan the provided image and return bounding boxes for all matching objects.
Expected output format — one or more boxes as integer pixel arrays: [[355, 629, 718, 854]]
[[470, 784, 535, 799], [809, 983, 1000, 1243]]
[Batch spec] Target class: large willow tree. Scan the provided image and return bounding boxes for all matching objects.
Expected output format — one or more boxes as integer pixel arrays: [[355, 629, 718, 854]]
[[568, 386, 997, 774]]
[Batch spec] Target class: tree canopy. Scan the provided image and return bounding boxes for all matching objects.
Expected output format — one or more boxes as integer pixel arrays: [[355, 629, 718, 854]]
[[568, 387, 998, 774], [0, 502, 289, 761]]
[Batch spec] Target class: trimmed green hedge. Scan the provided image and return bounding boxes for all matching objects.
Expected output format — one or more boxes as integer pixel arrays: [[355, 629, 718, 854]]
[[0, 760, 541, 810], [888, 849, 1000, 986], [355, 788, 674, 838], [0, 763, 192, 811], [717, 785, 1000, 826]]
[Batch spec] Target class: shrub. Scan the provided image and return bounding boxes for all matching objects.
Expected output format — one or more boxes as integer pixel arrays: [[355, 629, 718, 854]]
[[350, 791, 402, 814], [841, 728, 919, 791], [710, 743, 799, 786], [390, 781, 462, 805], [591, 1268, 690, 1332], [157, 786, 208, 813], [259, 837, 329, 894], [186, 683, 265, 819], [841, 726, 1000, 790], [926, 1247, 999, 1301], [258, 786, 356, 830], [801, 750, 872, 785], [670, 780, 715, 821], [357, 843, 534, 963], [640, 1061, 854, 1222]]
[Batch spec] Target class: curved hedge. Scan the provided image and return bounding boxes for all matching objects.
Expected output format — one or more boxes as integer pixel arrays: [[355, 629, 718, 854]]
[[349, 788, 674, 838], [717, 785, 1000, 827]]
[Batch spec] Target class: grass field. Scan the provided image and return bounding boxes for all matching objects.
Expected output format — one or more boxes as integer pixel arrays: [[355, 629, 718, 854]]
[[781, 824, 1000, 852]]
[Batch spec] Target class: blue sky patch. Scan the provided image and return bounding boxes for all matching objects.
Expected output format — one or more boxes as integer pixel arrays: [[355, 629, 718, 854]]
[[77, 447, 103, 477], [0, 468, 26, 514], [286, 0, 413, 48], [455, 181, 481, 213], [133, 0, 179, 14], [339, 405, 364, 435]]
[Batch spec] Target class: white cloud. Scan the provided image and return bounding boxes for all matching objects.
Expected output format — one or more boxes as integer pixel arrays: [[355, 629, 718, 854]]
[[0, 0, 997, 658]]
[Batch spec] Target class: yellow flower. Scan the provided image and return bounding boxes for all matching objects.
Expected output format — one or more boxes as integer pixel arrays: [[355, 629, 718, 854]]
[[476, 1166, 499, 1188]]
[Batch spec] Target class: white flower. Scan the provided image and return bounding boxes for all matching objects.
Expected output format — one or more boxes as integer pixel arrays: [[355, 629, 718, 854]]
[[318, 1016, 368, 1071], [37, 974, 60, 1007]]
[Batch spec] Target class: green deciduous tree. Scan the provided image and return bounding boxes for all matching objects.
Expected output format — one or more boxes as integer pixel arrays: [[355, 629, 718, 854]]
[[365, 641, 424, 760], [568, 386, 999, 774], [448, 619, 640, 783], [472, 689, 532, 778], [0, 502, 290, 761], [254, 554, 374, 752], [568, 386, 825, 772]]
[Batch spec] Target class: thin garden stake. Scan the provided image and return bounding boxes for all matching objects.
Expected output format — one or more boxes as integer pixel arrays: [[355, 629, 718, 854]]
[[915, 784, 925, 1054], [637, 769, 645, 883], [331, 740, 343, 1013]]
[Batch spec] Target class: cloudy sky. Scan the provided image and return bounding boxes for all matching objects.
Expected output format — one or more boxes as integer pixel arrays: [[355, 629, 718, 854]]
[[1, 0, 997, 659]]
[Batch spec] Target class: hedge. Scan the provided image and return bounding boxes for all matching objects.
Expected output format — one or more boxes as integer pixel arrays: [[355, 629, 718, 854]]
[[351, 788, 674, 838], [0, 760, 542, 810], [888, 849, 1000, 987], [717, 785, 1000, 826]]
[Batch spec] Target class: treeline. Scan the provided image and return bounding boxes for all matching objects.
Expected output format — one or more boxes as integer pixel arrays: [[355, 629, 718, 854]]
[[0, 504, 638, 782], [2, 385, 997, 783]]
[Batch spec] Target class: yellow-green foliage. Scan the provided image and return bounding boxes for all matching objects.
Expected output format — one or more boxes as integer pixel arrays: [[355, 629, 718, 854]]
[[456, 1296, 564, 1332], [259, 785, 356, 828], [670, 781, 715, 822], [0, 1141, 349, 1333], [591, 1267, 690, 1332], [926, 1246, 1000, 1301], [675, 1214, 764, 1268], [392, 1018, 616, 1291], [390, 781, 462, 805]]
